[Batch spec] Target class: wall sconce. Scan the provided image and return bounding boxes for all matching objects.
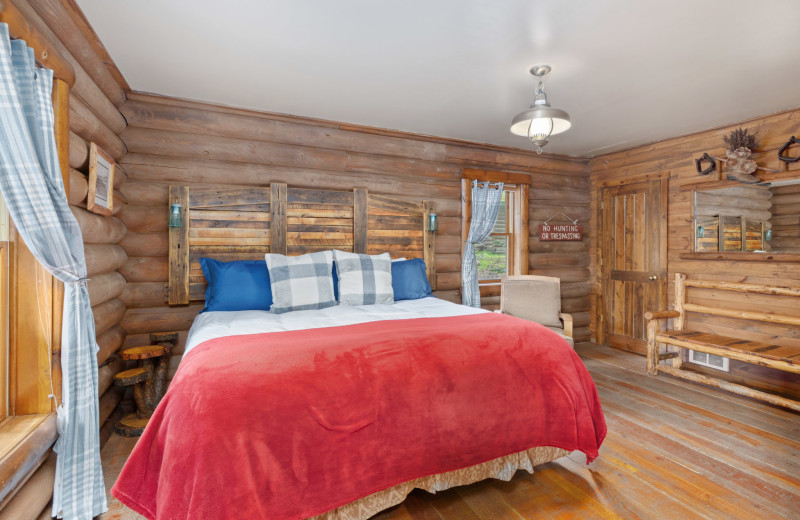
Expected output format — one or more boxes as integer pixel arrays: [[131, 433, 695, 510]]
[[168, 203, 182, 228], [696, 225, 704, 238], [428, 213, 438, 232], [764, 229, 773, 242]]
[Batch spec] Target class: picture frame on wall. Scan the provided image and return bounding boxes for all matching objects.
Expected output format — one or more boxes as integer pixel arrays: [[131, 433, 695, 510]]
[[88, 142, 115, 216]]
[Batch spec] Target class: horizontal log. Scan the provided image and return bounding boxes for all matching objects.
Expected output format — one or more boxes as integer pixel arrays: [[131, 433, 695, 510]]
[[85, 244, 128, 276], [69, 92, 126, 160], [529, 267, 591, 283], [683, 279, 800, 297], [644, 310, 681, 320], [120, 282, 167, 308], [433, 289, 459, 303], [0, 414, 57, 511], [98, 387, 123, 428], [119, 232, 168, 257], [28, 0, 126, 107], [69, 130, 89, 170], [121, 181, 169, 206], [119, 256, 168, 283], [93, 298, 126, 337], [118, 204, 167, 233], [97, 324, 126, 366], [70, 205, 127, 244], [87, 271, 126, 307], [68, 168, 88, 205], [98, 357, 125, 397], [121, 304, 204, 335], [657, 365, 800, 412], [0, 452, 56, 520]]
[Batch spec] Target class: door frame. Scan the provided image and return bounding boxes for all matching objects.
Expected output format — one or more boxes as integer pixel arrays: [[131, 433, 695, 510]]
[[597, 173, 669, 349]]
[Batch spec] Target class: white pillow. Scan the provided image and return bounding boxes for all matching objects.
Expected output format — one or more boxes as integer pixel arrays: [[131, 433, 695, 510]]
[[333, 250, 394, 306], [265, 251, 337, 313]]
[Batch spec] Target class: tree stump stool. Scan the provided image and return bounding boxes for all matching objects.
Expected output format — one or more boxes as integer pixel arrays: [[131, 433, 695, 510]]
[[113, 332, 177, 437]]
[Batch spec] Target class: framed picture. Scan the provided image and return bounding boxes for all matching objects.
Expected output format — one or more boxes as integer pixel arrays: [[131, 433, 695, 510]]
[[88, 142, 115, 216]]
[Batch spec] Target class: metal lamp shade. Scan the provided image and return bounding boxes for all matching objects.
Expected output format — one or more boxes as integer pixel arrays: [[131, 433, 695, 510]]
[[510, 106, 572, 138]]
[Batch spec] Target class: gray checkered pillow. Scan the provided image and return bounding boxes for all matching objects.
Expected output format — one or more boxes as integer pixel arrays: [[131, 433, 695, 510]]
[[333, 250, 394, 306], [264, 251, 337, 314]]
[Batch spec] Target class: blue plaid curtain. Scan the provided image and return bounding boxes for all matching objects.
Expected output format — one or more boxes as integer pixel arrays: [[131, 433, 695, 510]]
[[0, 24, 106, 519], [461, 180, 504, 307]]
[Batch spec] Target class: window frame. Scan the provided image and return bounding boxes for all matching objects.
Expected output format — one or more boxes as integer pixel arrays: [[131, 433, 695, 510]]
[[461, 169, 530, 301]]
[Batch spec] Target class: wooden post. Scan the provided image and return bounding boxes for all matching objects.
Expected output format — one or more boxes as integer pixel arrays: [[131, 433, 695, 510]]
[[353, 188, 367, 254], [646, 317, 659, 375], [167, 186, 189, 305], [270, 183, 287, 255], [672, 272, 686, 369]]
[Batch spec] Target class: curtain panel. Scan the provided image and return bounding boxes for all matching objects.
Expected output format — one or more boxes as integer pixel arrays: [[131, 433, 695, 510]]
[[0, 24, 106, 519], [461, 180, 504, 307]]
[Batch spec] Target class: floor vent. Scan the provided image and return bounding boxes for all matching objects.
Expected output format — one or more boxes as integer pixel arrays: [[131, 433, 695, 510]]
[[689, 350, 730, 372]]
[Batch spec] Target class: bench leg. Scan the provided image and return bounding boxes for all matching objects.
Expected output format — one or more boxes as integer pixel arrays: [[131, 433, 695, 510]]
[[646, 319, 659, 375], [671, 347, 683, 370]]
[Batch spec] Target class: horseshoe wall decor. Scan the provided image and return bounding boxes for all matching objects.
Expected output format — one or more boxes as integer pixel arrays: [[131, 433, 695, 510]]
[[694, 153, 717, 175], [778, 136, 800, 163]]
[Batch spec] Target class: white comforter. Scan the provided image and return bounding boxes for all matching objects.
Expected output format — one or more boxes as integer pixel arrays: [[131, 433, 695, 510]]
[[184, 297, 488, 355]]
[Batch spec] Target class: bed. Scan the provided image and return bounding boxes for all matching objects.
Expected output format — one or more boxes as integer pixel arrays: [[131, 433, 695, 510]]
[[111, 184, 606, 520]]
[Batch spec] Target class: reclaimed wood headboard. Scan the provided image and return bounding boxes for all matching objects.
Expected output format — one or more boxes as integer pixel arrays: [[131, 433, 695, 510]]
[[167, 183, 436, 305]]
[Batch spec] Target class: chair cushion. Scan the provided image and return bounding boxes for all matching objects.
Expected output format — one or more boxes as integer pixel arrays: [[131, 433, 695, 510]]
[[501, 279, 562, 328]]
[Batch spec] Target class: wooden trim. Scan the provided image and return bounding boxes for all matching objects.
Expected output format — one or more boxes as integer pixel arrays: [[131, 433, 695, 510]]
[[679, 251, 800, 263], [461, 168, 532, 186], [597, 171, 670, 188], [657, 365, 800, 412], [0, 413, 57, 508], [0, 1, 75, 86], [167, 186, 189, 305]]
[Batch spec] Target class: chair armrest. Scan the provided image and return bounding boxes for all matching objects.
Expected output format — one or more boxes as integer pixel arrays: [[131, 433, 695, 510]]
[[644, 310, 680, 321], [558, 312, 573, 338]]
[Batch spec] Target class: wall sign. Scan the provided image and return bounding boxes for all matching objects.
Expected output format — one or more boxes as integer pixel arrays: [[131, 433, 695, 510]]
[[539, 223, 583, 241]]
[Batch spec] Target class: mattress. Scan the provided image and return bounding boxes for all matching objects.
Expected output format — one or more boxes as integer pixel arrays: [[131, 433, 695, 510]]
[[184, 296, 488, 355]]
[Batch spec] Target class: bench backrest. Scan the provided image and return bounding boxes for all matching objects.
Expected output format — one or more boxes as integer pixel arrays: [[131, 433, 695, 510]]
[[674, 273, 800, 329]]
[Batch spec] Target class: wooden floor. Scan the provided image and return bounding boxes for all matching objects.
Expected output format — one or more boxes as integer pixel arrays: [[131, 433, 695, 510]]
[[100, 343, 800, 520]]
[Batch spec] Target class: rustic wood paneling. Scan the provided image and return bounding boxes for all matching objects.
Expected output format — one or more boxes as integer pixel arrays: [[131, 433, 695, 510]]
[[118, 92, 592, 357], [590, 107, 800, 398]]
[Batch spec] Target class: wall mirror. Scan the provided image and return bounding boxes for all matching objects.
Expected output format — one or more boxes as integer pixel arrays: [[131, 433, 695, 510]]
[[693, 179, 800, 253]]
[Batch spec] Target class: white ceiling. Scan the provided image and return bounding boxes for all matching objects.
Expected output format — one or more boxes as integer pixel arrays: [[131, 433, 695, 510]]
[[77, 0, 800, 157]]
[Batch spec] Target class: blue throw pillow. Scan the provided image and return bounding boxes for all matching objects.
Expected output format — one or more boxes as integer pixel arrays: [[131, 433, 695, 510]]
[[391, 258, 432, 301], [200, 258, 273, 312]]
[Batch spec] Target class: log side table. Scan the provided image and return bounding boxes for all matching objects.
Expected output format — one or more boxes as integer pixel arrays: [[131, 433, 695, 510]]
[[113, 332, 177, 437]]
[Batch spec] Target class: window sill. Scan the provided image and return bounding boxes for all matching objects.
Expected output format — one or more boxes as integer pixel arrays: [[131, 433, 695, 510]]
[[680, 252, 800, 262], [0, 413, 57, 508]]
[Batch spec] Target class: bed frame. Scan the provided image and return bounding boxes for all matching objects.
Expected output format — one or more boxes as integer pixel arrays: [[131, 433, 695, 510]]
[[166, 183, 436, 305]]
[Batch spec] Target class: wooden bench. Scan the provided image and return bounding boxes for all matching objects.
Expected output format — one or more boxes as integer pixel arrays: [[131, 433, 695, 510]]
[[645, 273, 800, 412]]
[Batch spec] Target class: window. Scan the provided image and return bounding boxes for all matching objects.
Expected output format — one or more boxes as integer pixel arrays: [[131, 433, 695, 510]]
[[475, 189, 515, 282], [462, 170, 530, 299]]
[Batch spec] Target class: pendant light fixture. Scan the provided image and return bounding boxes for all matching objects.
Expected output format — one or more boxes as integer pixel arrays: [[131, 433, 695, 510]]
[[510, 65, 571, 154]]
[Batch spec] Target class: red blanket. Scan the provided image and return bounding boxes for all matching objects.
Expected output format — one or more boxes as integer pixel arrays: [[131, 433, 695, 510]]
[[112, 313, 606, 519]]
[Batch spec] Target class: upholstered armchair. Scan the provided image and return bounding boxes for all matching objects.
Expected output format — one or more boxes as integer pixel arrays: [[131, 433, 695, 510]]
[[498, 275, 574, 347]]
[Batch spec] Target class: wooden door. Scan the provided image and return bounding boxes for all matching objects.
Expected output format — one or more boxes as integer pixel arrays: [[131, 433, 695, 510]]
[[598, 179, 667, 354]]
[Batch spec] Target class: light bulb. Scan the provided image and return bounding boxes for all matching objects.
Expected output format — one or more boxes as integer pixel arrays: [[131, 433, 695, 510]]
[[528, 117, 553, 141]]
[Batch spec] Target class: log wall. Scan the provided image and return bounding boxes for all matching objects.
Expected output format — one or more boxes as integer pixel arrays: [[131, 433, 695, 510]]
[[590, 107, 800, 399], [0, 1, 130, 515], [117, 92, 592, 372]]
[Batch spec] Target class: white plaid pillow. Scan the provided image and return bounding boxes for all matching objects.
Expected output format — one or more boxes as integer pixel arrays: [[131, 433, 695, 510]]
[[265, 251, 337, 314], [333, 250, 394, 306]]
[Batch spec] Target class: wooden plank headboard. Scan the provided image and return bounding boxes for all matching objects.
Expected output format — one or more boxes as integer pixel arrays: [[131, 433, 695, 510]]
[[167, 183, 435, 305]]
